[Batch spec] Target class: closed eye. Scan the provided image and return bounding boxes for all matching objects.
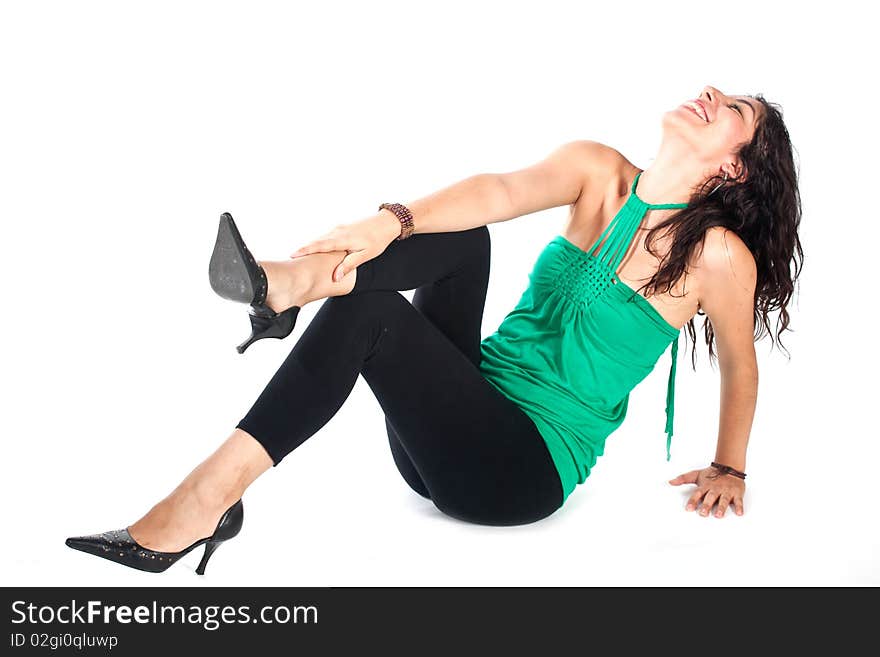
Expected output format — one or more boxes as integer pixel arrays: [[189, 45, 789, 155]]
[[729, 102, 744, 118]]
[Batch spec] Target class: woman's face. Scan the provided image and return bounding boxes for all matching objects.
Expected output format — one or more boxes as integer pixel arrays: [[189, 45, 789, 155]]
[[664, 85, 762, 178]]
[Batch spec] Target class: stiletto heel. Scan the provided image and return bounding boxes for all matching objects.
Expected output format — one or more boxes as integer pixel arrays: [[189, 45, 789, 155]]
[[195, 541, 221, 575], [209, 212, 302, 353], [65, 498, 244, 575], [237, 305, 301, 354]]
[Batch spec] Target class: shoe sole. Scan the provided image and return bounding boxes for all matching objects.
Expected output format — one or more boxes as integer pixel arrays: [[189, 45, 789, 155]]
[[208, 213, 258, 304]]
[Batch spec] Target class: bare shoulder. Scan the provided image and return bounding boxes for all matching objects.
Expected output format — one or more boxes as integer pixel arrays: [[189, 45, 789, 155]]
[[562, 140, 630, 203], [546, 139, 621, 188], [563, 139, 626, 178], [561, 139, 622, 164], [699, 226, 757, 278], [695, 226, 758, 306]]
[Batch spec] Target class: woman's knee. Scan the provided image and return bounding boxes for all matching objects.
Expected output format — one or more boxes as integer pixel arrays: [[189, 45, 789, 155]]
[[439, 225, 490, 272], [465, 225, 491, 265]]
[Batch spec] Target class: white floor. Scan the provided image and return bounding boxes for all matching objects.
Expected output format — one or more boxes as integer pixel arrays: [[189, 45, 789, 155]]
[[4, 329, 877, 587], [2, 0, 876, 587]]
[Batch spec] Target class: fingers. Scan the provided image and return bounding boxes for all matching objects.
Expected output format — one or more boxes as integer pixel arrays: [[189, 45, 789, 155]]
[[669, 470, 701, 486], [685, 488, 706, 512], [698, 490, 719, 516], [715, 494, 732, 518], [290, 239, 338, 258], [333, 252, 366, 282], [685, 489, 744, 517]]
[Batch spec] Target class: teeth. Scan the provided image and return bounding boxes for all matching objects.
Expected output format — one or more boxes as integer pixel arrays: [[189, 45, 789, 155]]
[[690, 103, 708, 122]]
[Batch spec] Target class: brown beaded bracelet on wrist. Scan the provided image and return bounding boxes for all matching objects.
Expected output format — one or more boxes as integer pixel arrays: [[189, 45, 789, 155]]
[[711, 461, 747, 480], [378, 202, 415, 241]]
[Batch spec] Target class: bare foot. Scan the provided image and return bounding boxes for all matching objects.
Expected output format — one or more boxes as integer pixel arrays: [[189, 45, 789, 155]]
[[127, 429, 272, 553], [259, 252, 358, 312], [259, 259, 311, 313], [127, 481, 239, 552]]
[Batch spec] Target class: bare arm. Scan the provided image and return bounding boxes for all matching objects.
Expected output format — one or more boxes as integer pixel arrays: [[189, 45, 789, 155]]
[[699, 227, 759, 473], [290, 140, 605, 280], [371, 140, 603, 238], [669, 227, 758, 517]]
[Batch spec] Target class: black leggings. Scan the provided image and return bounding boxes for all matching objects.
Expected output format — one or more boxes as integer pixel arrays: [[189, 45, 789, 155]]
[[235, 226, 564, 526]]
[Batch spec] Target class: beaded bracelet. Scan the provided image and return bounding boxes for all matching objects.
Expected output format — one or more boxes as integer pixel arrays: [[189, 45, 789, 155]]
[[379, 202, 415, 241], [710, 461, 747, 480]]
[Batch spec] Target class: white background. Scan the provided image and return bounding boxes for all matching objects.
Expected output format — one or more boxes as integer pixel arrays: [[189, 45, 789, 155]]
[[1, 0, 876, 586]]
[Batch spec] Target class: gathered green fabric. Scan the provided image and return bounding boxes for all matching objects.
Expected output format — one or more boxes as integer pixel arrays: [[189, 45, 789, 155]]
[[479, 171, 688, 502]]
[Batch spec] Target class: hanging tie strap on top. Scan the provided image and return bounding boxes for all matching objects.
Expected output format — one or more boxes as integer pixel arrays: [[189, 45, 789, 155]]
[[629, 170, 689, 462], [664, 332, 679, 461], [589, 170, 689, 462], [589, 171, 691, 275]]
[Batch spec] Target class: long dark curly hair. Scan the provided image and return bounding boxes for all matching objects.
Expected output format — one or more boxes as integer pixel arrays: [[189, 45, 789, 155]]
[[636, 93, 803, 366]]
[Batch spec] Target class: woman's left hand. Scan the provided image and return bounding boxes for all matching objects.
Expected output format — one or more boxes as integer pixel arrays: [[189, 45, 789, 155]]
[[669, 466, 745, 517]]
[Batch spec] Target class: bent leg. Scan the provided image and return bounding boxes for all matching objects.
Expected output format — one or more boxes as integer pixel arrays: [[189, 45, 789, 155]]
[[126, 229, 501, 552], [349, 227, 491, 498], [360, 291, 561, 525], [236, 290, 562, 526]]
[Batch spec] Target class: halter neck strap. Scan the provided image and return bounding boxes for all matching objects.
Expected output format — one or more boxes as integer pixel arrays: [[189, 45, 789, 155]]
[[631, 171, 690, 210]]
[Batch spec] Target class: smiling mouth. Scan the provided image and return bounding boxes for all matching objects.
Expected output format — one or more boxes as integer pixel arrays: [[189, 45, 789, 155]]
[[684, 103, 709, 122]]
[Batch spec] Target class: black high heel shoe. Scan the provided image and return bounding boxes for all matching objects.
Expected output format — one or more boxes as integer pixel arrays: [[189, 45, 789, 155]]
[[208, 212, 301, 354], [64, 499, 243, 575]]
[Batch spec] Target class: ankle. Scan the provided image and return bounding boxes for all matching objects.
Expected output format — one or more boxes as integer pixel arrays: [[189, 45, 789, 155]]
[[174, 476, 242, 513], [264, 259, 316, 311]]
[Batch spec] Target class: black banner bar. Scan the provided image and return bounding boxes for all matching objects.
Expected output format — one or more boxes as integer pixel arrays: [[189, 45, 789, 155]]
[[1, 586, 873, 653]]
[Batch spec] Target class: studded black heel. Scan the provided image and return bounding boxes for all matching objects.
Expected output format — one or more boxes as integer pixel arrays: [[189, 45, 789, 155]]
[[64, 499, 244, 575], [208, 213, 301, 354]]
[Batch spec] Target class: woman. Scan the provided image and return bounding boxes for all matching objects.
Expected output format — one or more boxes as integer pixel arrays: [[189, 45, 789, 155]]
[[65, 85, 802, 575]]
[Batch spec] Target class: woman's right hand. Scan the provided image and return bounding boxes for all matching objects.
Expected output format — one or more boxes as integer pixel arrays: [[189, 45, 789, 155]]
[[289, 213, 402, 282]]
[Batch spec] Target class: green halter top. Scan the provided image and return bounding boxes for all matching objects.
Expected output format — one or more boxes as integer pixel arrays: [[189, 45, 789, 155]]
[[478, 170, 689, 502]]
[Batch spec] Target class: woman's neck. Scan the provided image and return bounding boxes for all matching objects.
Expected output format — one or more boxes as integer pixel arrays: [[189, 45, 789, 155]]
[[637, 144, 707, 207]]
